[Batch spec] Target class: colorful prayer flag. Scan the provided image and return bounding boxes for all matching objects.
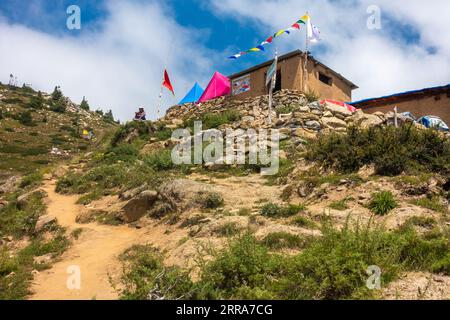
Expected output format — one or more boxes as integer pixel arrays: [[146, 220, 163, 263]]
[[228, 15, 315, 60], [162, 69, 175, 96]]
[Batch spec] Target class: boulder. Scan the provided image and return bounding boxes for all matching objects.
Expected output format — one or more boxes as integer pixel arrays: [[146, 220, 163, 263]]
[[34, 253, 53, 265], [0, 176, 20, 194], [121, 190, 158, 222], [360, 114, 384, 129], [35, 215, 57, 233], [158, 179, 216, 212], [324, 101, 353, 118], [304, 120, 322, 131], [293, 112, 320, 121], [17, 189, 47, 210], [320, 116, 347, 130], [119, 184, 149, 201]]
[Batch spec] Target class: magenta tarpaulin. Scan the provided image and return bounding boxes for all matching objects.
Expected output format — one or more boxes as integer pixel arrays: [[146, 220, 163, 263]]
[[198, 71, 231, 103]]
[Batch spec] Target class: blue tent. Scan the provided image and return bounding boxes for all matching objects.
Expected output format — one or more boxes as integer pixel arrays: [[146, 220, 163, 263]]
[[417, 116, 449, 132], [179, 82, 204, 105]]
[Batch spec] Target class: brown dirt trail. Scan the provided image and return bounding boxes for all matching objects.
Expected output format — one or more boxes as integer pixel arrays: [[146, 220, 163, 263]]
[[30, 180, 148, 300]]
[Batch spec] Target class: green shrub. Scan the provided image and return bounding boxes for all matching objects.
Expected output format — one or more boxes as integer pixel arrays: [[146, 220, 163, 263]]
[[28, 92, 44, 109], [329, 200, 349, 211], [410, 196, 447, 213], [261, 232, 309, 250], [305, 89, 319, 103], [80, 97, 90, 111], [184, 110, 241, 130], [403, 216, 437, 229], [143, 150, 174, 171], [0, 192, 45, 238], [197, 234, 282, 299], [290, 216, 318, 229], [103, 144, 139, 163], [432, 254, 450, 275], [196, 192, 224, 209], [368, 191, 398, 215], [260, 203, 306, 218], [19, 172, 43, 189], [111, 121, 155, 147], [306, 126, 450, 176], [118, 245, 195, 300], [18, 111, 33, 126], [214, 222, 242, 237]]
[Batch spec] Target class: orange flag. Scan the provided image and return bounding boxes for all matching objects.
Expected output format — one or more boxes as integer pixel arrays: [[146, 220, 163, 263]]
[[162, 69, 175, 96]]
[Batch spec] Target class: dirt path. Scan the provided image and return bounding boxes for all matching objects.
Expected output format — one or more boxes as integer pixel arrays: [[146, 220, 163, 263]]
[[30, 180, 148, 300]]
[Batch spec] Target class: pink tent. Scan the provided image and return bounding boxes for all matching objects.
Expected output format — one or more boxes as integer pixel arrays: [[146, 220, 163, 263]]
[[198, 71, 231, 103]]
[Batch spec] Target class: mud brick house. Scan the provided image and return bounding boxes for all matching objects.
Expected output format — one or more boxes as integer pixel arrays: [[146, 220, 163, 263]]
[[228, 49, 358, 102], [351, 84, 450, 125]]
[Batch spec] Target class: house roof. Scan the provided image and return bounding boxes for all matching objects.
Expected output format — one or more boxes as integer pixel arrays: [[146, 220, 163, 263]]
[[351, 84, 450, 108], [228, 49, 359, 90]]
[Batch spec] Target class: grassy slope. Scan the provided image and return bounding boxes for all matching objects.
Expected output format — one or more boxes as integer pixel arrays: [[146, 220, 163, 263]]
[[0, 84, 117, 178]]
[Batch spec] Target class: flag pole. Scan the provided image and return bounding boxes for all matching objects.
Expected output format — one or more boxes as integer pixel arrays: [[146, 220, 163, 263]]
[[157, 83, 163, 119], [268, 48, 278, 126], [303, 12, 309, 93]]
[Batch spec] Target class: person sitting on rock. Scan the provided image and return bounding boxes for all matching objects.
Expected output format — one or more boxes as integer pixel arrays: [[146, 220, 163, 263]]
[[134, 107, 146, 121]]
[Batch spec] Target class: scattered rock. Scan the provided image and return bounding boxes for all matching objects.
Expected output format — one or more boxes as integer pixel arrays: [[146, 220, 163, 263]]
[[17, 189, 47, 210], [34, 253, 53, 265], [320, 116, 347, 130], [119, 184, 149, 201], [0, 176, 20, 194], [158, 179, 217, 212], [120, 190, 158, 222], [35, 215, 57, 233]]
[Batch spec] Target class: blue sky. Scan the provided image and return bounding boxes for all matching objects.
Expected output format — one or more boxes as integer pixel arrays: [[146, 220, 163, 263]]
[[1, 0, 449, 121]]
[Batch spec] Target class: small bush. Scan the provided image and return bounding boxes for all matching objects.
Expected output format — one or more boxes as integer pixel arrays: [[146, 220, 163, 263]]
[[306, 126, 450, 176], [403, 216, 437, 229], [432, 254, 450, 275], [19, 172, 43, 189], [261, 232, 309, 250], [411, 196, 447, 213], [184, 110, 241, 130], [305, 89, 319, 103], [329, 200, 349, 211], [214, 222, 242, 237], [103, 144, 139, 164], [118, 245, 195, 300], [196, 192, 224, 209], [290, 216, 318, 229], [28, 92, 44, 109], [260, 203, 306, 218], [368, 191, 398, 215], [143, 150, 174, 171], [197, 234, 281, 299], [18, 111, 33, 126]]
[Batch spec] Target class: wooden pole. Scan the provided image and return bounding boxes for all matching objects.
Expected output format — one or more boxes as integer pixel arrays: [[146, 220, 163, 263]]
[[268, 49, 278, 126], [303, 19, 309, 93], [157, 84, 163, 119], [394, 106, 398, 128]]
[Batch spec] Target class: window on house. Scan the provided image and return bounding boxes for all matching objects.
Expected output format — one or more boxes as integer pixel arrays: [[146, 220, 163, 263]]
[[267, 70, 282, 93], [319, 72, 332, 86], [274, 70, 282, 93]]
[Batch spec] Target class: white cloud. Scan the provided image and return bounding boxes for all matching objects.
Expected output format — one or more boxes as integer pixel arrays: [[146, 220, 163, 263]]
[[207, 0, 450, 101], [0, 1, 215, 121]]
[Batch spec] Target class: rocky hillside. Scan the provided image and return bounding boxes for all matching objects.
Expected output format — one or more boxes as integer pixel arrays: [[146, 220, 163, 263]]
[[0, 84, 117, 181], [1, 89, 450, 300]]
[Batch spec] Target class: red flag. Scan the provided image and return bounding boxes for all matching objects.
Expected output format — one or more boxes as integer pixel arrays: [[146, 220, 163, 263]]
[[162, 69, 175, 96]]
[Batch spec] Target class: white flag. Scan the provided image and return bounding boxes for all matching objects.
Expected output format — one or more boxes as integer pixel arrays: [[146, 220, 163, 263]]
[[306, 16, 321, 43]]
